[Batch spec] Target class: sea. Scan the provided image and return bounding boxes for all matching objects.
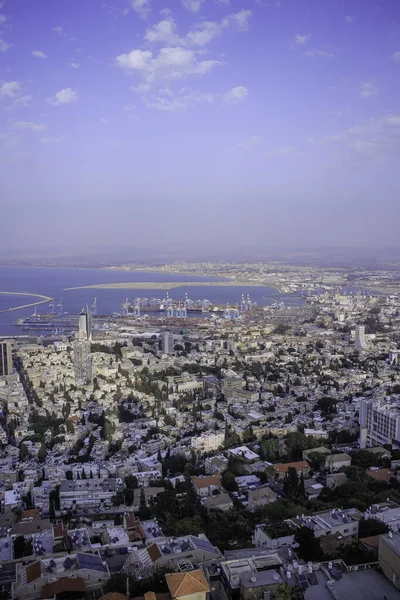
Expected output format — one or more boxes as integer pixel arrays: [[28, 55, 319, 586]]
[[0, 266, 304, 337]]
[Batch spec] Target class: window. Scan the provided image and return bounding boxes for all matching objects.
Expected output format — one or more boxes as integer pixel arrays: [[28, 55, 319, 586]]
[[344, 529, 349, 533]]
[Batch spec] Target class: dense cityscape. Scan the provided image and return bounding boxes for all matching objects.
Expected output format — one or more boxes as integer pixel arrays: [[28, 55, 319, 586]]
[[1, 261, 400, 599]]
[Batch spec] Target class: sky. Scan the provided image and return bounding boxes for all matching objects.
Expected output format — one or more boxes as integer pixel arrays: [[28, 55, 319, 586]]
[[1, 0, 400, 258]]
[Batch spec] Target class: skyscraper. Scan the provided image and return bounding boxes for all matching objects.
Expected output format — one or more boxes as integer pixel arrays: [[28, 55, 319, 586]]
[[355, 325, 367, 350], [73, 339, 92, 386], [78, 305, 93, 341], [161, 332, 174, 354], [0, 341, 12, 376]]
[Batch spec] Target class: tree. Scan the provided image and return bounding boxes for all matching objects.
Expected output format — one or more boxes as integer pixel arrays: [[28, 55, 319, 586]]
[[38, 444, 47, 463], [221, 470, 238, 492], [125, 475, 138, 489], [285, 432, 309, 461], [283, 467, 299, 498], [19, 443, 29, 462], [294, 526, 323, 561]]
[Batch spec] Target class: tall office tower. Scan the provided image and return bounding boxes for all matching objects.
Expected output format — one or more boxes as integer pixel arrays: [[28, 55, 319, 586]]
[[355, 325, 367, 350], [78, 305, 93, 341], [161, 332, 174, 354], [73, 339, 92, 386], [0, 341, 12, 376], [359, 397, 400, 448]]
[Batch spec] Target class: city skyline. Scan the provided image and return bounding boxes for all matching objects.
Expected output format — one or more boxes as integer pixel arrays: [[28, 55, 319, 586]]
[[1, 0, 400, 254]]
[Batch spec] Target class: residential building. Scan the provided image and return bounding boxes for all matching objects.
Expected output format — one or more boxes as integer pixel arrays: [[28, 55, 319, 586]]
[[12, 552, 109, 600], [379, 532, 400, 589], [59, 478, 120, 510], [203, 493, 233, 511], [273, 461, 311, 481], [0, 341, 12, 377], [247, 485, 277, 511], [359, 398, 400, 448], [191, 432, 225, 453], [323, 453, 351, 472], [73, 339, 92, 386], [220, 552, 283, 599], [254, 507, 361, 548], [166, 569, 210, 600], [191, 474, 221, 497], [365, 502, 400, 532], [161, 332, 174, 354]]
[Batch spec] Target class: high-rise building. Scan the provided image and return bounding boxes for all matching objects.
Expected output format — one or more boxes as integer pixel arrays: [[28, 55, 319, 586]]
[[161, 332, 174, 354], [359, 397, 400, 448], [0, 341, 12, 376], [78, 305, 93, 341], [355, 325, 367, 350], [73, 339, 92, 386]]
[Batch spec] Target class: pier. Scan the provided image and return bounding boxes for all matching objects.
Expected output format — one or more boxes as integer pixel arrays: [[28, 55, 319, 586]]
[[0, 291, 53, 314]]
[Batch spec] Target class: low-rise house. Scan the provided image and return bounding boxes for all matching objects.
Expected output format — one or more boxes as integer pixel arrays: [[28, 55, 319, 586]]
[[247, 485, 277, 511], [12, 552, 109, 600], [365, 502, 400, 532], [326, 472, 347, 489], [205, 455, 229, 475], [367, 468, 396, 482], [273, 461, 311, 481], [192, 474, 221, 497], [166, 569, 210, 600], [254, 507, 361, 548], [203, 493, 233, 512], [323, 453, 351, 472], [303, 447, 330, 461]]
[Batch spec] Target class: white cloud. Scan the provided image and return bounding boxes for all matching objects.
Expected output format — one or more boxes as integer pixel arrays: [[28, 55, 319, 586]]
[[40, 135, 66, 144], [145, 10, 252, 48], [0, 38, 11, 52], [181, 0, 204, 13], [131, 0, 151, 18], [0, 81, 20, 99], [384, 115, 400, 127], [305, 48, 335, 58], [393, 52, 400, 63], [68, 62, 80, 68], [47, 88, 79, 105], [32, 50, 47, 58], [223, 86, 248, 103], [295, 34, 311, 44], [360, 81, 378, 97], [145, 18, 182, 45], [234, 136, 262, 149], [0, 14, 6, 24], [217, 0, 230, 4], [117, 46, 221, 85], [345, 15, 353, 23], [100, 118, 109, 124], [10, 120, 46, 132], [52, 26, 65, 36], [265, 146, 295, 157], [12, 95, 33, 108]]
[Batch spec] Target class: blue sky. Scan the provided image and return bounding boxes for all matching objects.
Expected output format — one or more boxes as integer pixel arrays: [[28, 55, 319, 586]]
[[1, 0, 400, 256]]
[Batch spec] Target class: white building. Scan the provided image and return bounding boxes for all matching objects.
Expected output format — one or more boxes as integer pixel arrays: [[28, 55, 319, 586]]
[[355, 325, 367, 350], [359, 397, 400, 448], [191, 432, 225, 453], [161, 332, 174, 354]]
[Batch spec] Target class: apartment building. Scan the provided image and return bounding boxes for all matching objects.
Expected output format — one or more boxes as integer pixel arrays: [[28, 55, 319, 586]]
[[359, 397, 400, 448]]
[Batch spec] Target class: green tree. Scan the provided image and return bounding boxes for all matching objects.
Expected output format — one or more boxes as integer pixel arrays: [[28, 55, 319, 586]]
[[221, 470, 238, 492], [19, 443, 29, 462], [125, 475, 138, 489], [294, 526, 322, 561]]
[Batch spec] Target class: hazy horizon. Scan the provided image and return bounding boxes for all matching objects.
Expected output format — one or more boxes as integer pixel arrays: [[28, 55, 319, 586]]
[[1, 0, 400, 254]]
